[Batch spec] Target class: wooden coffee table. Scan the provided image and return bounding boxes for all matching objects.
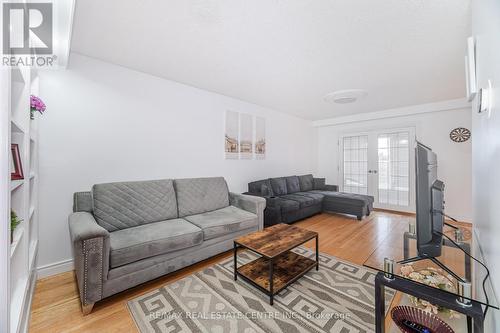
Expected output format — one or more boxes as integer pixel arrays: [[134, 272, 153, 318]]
[[233, 223, 319, 305]]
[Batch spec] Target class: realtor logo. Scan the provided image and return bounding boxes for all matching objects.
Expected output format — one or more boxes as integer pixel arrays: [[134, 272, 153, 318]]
[[3, 3, 52, 54], [2, 2, 55, 67]]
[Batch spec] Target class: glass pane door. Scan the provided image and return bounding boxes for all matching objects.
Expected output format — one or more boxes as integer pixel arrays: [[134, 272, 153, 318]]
[[341, 128, 415, 212], [342, 135, 368, 195], [377, 131, 410, 207]]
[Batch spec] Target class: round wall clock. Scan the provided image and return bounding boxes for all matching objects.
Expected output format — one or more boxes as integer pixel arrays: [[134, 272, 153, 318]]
[[449, 127, 471, 143]]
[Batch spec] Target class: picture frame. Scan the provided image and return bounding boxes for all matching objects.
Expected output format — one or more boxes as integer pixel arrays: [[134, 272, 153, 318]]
[[465, 36, 477, 102], [255, 116, 266, 159], [239, 113, 253, 160], [11, 144, 24, 180], [224, 110, 240, 159], [224, 111, 267, 160]]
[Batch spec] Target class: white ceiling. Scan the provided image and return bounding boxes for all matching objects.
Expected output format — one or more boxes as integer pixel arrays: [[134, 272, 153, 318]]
[[70, 0, 471, 120]]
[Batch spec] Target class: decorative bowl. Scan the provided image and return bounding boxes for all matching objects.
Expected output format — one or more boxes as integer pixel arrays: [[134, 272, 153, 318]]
[[400, 266, 460, 317], [391, 306, 455, 333]]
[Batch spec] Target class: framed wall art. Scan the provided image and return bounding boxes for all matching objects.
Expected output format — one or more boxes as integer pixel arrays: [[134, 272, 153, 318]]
[[11, 144, 24, 180], [224, 111, 266, 160], [239, 113, 253, 159], [255, 116, 266, 159], [224, 111, 239, 159]]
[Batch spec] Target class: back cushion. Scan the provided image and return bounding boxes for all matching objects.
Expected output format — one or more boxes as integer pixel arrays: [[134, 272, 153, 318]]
[[313, 178, 326, 190], [175, 177, 229, 217], [73, 191, 93, 213], [298, 174, 314, 191], [285, 176, 300, 193], [92, 179, 177, 232], [270, 177, 288, 196]]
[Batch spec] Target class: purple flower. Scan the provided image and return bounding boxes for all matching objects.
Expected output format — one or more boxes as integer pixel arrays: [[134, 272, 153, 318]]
[[30, 95, 46, 114]]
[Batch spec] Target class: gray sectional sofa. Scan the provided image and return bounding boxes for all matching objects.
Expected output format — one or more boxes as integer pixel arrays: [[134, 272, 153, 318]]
[[68, 177, 265, 314], [247, 174, 374, 226]]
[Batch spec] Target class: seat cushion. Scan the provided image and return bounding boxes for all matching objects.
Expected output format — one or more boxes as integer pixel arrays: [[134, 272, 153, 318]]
[[298, 174, 314, 191], [294, 191, 324, 205], [285, 176, 301, 193], [184, 206, 258, 240], [109, 218, 203, 268], [281, 194, 316, 208], [320, 192, 374, 206], [270, 177, 288, 195], [175, 177, 229, 217], [92, 179, 178, 232], [271, 197, 300, 213]]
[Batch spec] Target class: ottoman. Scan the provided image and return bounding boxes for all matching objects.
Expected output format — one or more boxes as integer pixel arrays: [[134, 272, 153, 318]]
[[321, 192, 374, 220]]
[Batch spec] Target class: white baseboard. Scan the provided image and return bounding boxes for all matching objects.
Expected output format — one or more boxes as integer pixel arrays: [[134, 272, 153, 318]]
[[37, 259, 74, 279]]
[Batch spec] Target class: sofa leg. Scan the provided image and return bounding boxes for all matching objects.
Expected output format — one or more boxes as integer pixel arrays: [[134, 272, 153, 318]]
[[82, 302, 94, 315], [357, 215, 362, 221]]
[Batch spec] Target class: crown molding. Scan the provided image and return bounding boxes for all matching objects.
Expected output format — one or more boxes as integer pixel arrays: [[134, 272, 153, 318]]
[[312, 98, 471, 127]]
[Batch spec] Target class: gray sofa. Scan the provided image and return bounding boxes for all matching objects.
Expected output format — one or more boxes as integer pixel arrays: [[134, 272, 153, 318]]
[[247, 174, 374, 226], [68, 177, 265, 314]]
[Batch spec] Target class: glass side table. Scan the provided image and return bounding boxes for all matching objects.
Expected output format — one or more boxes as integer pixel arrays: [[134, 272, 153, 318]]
[[363, 221, 498, 333]]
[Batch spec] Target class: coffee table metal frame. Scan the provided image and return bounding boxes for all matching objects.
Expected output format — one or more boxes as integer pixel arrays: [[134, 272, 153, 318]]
[[233, 233, 319, 305]]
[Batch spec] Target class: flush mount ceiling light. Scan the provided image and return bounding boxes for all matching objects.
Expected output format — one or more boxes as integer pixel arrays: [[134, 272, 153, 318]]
[[324, 89, 368, 104]]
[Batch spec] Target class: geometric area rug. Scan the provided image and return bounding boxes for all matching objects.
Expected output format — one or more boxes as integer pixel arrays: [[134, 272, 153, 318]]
[[128, 247, 395, 333]]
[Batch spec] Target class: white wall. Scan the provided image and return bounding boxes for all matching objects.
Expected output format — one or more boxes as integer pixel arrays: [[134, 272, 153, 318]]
[[472, 0, 500, 329], [37, 53, 314, 274], [315, 108, 472, 221]]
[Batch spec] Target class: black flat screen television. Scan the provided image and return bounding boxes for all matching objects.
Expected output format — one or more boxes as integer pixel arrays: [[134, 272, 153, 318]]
[[415, 141, 445, 258]]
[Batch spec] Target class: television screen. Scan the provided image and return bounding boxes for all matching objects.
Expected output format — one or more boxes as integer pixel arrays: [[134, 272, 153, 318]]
[[415, 141, 444, 258]]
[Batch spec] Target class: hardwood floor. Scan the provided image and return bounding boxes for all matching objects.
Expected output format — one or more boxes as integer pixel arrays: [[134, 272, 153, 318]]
[[28, 211, 465, 332]]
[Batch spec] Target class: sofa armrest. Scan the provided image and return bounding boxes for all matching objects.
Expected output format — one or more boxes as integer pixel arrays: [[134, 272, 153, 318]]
[[229, 192, 266, 230], [262, 196, 282, 207], [69, 212, 109, 242], [325, 184, 338, 192], [68, 212, 110, 308]]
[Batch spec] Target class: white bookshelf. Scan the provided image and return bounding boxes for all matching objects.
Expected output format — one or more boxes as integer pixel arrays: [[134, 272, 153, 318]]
[[1, 65, 39, 333]]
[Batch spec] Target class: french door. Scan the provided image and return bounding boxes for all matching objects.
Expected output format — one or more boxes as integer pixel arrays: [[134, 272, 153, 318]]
[[340, 128, 415, 212]]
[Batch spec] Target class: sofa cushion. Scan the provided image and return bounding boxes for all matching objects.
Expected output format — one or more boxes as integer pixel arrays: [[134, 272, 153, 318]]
[[270, 177, 288, 195], [175, 177, 229, 217], [73, 191, 93, 213], [109, 218, 203, 268], [313, 178, 326, 190], [285, 176, 301, 193], [261, 183, 273, 197], [281, 194, 316, 208], [184, 206, 258, 240], [248, 179, 273, 196], [294, 192, 324, 205], [271, 198, 300, 213], [298, 174, 314, 192], [92, 179, 178, 232], [320, 192, 374, 206]]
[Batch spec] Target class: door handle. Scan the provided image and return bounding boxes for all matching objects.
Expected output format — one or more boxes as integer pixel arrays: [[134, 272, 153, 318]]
[[368, 170, 378, 174]]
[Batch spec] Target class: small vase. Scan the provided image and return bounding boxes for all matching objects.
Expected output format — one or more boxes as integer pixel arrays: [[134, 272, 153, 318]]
[[30, 109, 34, 120]]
